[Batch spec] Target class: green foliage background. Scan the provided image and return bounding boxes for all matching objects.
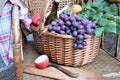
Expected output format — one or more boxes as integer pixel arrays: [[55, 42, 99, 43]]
[[78, 0, 120, 37]]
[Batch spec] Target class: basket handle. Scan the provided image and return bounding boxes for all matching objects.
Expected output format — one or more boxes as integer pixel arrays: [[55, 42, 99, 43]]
[[39, 0, 52, 32], [75, 0, 96, 4], [27, 0, 51, 32], [27, 0, 33, 14]]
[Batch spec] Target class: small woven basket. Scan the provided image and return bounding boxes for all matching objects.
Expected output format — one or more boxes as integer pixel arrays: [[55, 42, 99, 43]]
[[28, 0, 101, 66], [107, 0, 120, 3]]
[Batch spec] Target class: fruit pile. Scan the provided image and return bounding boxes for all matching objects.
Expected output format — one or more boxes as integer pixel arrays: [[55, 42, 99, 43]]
[[48, 11, 97, 49]]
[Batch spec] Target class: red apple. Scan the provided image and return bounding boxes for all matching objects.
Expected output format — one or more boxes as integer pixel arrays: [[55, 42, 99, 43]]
[[34, 55, 49, 69], [32, 13, 41, 26]]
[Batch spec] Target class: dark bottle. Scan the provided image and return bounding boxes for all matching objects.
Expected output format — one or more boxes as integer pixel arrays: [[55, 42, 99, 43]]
[[45, 0, 60, 26]]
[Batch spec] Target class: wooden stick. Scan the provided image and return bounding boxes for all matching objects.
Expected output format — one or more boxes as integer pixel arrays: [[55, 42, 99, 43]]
[[27, 0, 33, 14], [79, 0, 84, 4], [13, 44, 23, 80], [115, 34, 120, 58], [100, 32, 104, 48], [115, 3, 120, 59], [12, 5, 23, 80]]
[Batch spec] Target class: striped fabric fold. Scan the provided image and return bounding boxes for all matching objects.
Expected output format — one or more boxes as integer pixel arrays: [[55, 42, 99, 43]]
[[0, 0, 32, 66]]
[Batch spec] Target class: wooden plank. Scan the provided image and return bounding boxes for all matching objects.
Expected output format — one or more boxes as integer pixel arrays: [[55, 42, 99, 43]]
[[23, 62, 115, 80], [23, 62, 67, 80]]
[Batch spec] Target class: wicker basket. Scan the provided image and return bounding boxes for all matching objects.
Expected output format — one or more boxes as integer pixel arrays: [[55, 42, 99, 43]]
[[28, 0, 101, 66], [107, 0, 120, 3]]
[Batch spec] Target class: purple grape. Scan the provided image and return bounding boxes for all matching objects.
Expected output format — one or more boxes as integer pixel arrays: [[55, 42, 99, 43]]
[[75, 16, 81, 21], [56, 26, 61, 32], [55, 19, 59, 23], [65, 26, 69, 30], [72, 14, 78, 18], [59, 13, 65, 20], [77, 25, 84, 30], [77, 40, 83, 44], [69, 16, 76, 22], [88, 21, 92, 24], [66, 29, 71, 34], [73, 31, 78, 37], [64, 17, 69, 21], [52, 26, 57, 31], [67, 13, 71, 16], [85, 23, 92, 29], [86, 28, 94, 34], [62, 10, 67, 14], [92, 23, 97, 29], [48, 26, 53, 31], [77, 21, 82, 25], [51, 30, 56, 33], [66, 21, 71, 26], [78, 44, 83, 49], [51, 21, 57, 26], [59, 30, 65, 34], [64, 14, 68, 17], [77, 34, 83, 40], [61, 25, 66, 30], [82, 41, 87, 46], [78, 29, 85, 34], [83, 34, 89, 39], [73, 43, 78, 49], [58, 19, 64, 26], [73, 27, 77, 31], [82, 19, 89, 26], [92, 25, 97, 29], [93, 20, 97, 24], [72, 21, 79, 27]]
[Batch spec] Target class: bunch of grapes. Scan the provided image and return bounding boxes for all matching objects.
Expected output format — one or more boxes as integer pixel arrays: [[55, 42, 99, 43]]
[[48, 10, 97, 49]]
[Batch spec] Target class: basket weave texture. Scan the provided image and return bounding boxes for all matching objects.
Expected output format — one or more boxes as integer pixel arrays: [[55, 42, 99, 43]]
[[29, 0, 101, 66]]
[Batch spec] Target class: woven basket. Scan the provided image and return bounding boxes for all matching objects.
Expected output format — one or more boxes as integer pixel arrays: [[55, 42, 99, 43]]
[[28, 0, 101, 66], [107, 0, 120, 3]]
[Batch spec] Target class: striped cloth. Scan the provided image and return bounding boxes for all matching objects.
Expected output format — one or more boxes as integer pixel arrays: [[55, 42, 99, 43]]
[[0, 0, 32, 66]]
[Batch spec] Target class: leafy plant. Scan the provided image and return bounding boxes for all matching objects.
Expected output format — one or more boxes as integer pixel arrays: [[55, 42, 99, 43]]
[[78, 0, 120, 37]]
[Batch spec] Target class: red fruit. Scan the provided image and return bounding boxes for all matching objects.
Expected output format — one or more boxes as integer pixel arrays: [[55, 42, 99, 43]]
[[32, 13, 41, 26], [34, 55, 49, 69]]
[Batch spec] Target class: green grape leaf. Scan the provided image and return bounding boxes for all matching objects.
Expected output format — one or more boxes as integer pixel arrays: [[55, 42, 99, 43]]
[[86, 2, 92, 9], [81, 2, 86, 9], [93, 13, 103, 21], [116, 25, 120, 34], [98, 18, 108, 27], [92, 1, 99, 8], [109, 4, 118, 16], [102, 13, 111, 19], [104, 21, 117, 34], [95, 27, 104, 37], [103, 6, 111, 13], [115, 16, 120, 24]]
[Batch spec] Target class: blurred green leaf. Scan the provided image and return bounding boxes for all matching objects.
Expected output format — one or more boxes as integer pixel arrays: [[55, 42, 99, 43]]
[[104, 21, 117, 34], [86, 2, 92, 9], [95, 27, 104, 37], [117, 25, 120, 34], [98, 18, 108, 27]]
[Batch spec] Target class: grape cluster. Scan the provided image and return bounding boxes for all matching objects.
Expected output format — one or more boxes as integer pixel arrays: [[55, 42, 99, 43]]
[[48, 11, 97, 49]]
